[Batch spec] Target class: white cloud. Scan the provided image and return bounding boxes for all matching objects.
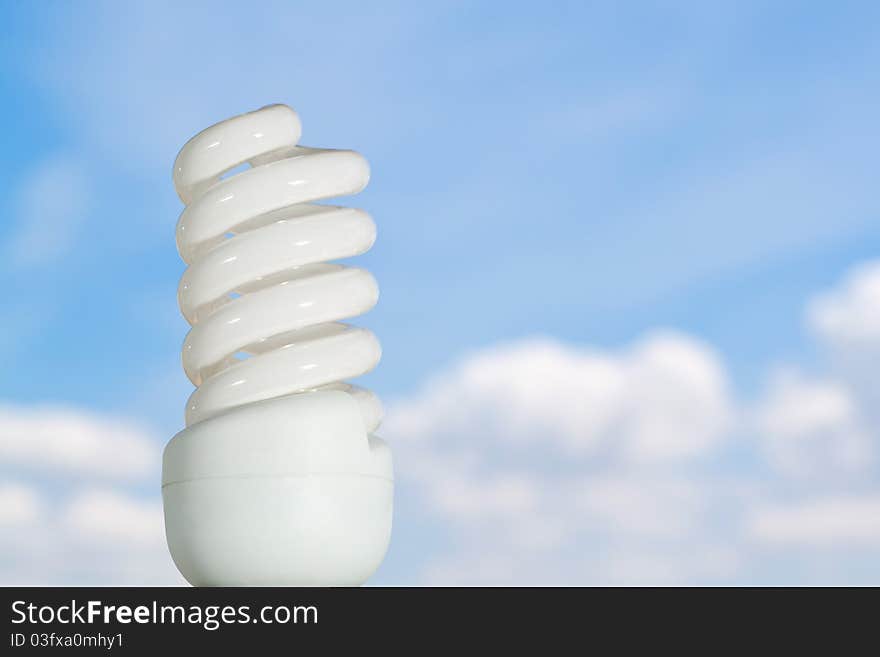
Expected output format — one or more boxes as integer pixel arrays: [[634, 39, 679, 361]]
[[387, 331, 731, 464], [409, 470, 748, 585], [596, 544, 743, 586], [748, 496, 880, 547], [0, 482, 44, 527], [575, 475, 706, 537], [0, 487, 180, 586], [753, 370, 873, 478], [63, 489, 166, 549], [0, 403, 177, 585], [384, 331, 740, 584], [385, 338, 623, 455], [382, 261, 880, 583], [807, 260, 880, 417], [809, 260, 880, 352], [426, 472, 542, 522], [0, 481, 176, 585], [6, 156, 90, 268], [0, 404, 159, 481], [620, 333, 732, 462]]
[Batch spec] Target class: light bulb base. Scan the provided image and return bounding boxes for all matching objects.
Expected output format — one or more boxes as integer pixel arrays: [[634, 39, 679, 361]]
[[162, 391, 393, 586]]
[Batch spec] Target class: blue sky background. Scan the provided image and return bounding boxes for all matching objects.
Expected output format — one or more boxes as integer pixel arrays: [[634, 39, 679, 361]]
[[0, 0, 879, 584]]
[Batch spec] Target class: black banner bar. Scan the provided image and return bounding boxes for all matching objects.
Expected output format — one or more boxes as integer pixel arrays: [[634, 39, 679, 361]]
[[1, 587, 873, 652]]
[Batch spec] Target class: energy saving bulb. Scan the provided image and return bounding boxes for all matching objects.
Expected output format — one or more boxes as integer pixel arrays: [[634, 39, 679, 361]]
[[161, 104, 393, 586]]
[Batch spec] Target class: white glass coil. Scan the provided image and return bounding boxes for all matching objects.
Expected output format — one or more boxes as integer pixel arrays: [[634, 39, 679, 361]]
[[171, 104, 382, 433]]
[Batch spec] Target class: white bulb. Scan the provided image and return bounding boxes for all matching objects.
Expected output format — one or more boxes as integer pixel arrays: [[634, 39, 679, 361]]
[[161, 104, 393, 586]]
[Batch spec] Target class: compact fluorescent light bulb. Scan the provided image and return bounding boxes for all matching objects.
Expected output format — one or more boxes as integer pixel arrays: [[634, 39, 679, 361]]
[[161, 104, 393, 586]]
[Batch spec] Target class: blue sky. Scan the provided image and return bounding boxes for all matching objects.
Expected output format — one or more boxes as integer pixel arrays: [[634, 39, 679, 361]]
[[0, 0, 879, 584]]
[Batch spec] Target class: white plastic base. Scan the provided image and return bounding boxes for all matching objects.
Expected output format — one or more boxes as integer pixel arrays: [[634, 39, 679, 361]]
[[162, 391, 393, 586], [164, 474, 392, 586]]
